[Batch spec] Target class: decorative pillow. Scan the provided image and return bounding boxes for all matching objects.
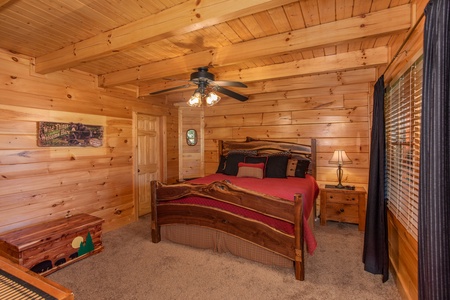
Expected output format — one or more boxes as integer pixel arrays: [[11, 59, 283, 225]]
[[216, 155, 227, 173], [236, 162, 265, 179], [286, 158, 311, 178], [244, 156, 268, 164], [286, 159, 298, 177], [263, 150, 291, 156], [265, 155, 289, 178], [245, 156, 268, 177], [228, 149, 258, 156], [223, 153, 247, 176], [295, 159, 310, 178]]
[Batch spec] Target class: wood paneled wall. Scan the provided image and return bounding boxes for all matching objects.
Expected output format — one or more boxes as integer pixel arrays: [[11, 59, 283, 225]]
[[202, 68, 374, 190], [0, 48, 178, 234], [178, 107, 204, 180], [388, 210, 418, 300]]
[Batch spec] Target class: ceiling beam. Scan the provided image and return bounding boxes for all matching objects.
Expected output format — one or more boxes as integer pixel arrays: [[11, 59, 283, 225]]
[[141, 47, 387, 97], [34, 0, 296, 74], [218, 47, 388, 81], [0, 0, 12, 8], [102, 4, 410, 87], [161, 68, 376, 102]]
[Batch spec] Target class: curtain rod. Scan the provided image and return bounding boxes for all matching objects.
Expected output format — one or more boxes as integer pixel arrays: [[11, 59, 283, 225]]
[[381, 11, 425, 77]]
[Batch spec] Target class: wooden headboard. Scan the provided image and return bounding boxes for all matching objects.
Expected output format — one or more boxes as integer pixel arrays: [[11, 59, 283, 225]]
[[218, 137, 317, 178]]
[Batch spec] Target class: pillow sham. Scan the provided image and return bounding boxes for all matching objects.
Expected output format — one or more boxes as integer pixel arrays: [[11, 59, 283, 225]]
[[228, 149, 258, 156], [236, 162, 265, 179], [223, 153, 247, 176], [216, 155, 227, 173], [245, 156, 268, 177], [245, 156, 268, 164], [286, 158, 311, 178], [265, 155, 289, 178], [295, 159, 310, 178], [286, 158, 298, 177]]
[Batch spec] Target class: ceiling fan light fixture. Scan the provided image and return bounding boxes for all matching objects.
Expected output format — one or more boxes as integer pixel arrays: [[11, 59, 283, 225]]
[[205, 91, 221, 106], [187, 91, 202, 107], [152, 67, 247, 106]]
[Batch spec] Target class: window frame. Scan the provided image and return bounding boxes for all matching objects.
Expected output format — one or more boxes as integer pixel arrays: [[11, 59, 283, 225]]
[[384, 56, 422, 241]]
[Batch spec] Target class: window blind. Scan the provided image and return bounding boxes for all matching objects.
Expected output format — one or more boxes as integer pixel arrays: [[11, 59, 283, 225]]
[[385, 56, 422, 241]]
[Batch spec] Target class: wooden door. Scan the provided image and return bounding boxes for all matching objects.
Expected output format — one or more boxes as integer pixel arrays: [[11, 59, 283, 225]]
[[136, 114, 161, 216]]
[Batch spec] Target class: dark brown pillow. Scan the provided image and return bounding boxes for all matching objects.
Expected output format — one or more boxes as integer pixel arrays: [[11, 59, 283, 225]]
[[295, 159, 310, 178], [265, 155, 289, 178], [216, 155, 227, 173], [223, 153, 247, 176]]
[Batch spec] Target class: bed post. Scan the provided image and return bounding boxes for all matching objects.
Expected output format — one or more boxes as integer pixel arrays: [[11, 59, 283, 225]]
[[310, 138, 317, 179], [218, 139, 224, 157], [150, 180, 161, 243], [294, 193, 305, 281]]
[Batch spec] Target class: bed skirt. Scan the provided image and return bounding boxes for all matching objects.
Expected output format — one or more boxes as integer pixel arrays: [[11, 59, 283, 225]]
[[161, 224, 294, 268], [160, 213, 316, 269]]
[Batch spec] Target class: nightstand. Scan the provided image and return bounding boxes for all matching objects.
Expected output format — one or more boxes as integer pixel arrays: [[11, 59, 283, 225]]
[[320, 186, 367, 231]]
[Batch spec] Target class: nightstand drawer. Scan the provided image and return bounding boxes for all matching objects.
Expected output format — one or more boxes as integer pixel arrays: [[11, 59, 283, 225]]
[[320, 186, 366, 231], [326, 192, 359, 204], [326, 203, 359, 224]]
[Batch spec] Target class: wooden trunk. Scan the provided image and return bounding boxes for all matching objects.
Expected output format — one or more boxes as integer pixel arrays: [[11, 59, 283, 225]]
[[0, 214, 104, 276]]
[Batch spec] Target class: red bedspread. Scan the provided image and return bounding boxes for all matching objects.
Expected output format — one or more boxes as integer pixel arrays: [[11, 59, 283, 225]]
[[179, 174, 319, 255]]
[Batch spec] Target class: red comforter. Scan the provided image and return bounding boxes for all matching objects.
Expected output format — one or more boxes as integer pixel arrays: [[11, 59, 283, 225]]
[[176, 174, 319, 255]]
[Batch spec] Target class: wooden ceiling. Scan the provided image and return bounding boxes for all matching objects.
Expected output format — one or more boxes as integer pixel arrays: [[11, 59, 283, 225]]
[[0, 0, 412, 101]]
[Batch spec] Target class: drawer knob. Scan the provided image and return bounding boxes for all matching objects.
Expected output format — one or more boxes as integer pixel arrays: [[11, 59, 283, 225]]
[[339, 208, 344, 213], [330, 196, 333, 199]]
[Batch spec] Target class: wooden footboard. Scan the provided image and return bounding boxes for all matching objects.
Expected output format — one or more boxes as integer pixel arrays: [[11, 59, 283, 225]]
[[150, 180, 305, 281]]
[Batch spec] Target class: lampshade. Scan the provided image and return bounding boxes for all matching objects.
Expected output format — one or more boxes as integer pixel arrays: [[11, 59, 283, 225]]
[[329, 150, 352, 165], [205, 91, 221, 106], [186, 85, 222, 107], [187, 91, 202, 107]]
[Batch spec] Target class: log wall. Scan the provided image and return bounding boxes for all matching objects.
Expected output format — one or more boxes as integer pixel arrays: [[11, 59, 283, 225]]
[[0, 48, 178, 234]]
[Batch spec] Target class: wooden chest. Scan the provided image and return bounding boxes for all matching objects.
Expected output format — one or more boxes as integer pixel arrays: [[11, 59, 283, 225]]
[[0, 214, 104, 276]]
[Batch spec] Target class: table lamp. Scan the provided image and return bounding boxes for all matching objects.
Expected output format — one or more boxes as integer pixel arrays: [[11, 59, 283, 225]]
[[329, 150, 352, 188]]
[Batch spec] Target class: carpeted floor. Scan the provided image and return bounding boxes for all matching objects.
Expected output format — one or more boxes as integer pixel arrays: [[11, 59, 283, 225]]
[[48, 215, 401, 300]]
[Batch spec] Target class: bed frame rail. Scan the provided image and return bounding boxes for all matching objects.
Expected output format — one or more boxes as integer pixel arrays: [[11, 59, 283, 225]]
[[150, 180, 305, 280]]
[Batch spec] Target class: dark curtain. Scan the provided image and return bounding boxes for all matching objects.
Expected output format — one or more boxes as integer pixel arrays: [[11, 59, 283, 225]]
[[363, 75, 389, 282], [419, 0, 450, 299]]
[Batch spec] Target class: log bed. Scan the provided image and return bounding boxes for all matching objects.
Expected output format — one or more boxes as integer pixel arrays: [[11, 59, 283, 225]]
[[150, 137, 319, 281]]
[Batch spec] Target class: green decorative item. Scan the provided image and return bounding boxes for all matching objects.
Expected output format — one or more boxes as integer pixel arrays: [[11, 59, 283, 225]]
[[78, 232, 95, 256]]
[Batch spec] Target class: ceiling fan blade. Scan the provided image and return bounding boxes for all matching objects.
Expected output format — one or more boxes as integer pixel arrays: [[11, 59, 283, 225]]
[[149, 84, 192, 95], [212, 80, 247, 88], [216, 86, 248, 102]]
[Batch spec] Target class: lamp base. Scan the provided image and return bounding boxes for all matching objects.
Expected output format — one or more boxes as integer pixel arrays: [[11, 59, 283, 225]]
[[335, 183, 345, 189], [325, 184, 355, 190]]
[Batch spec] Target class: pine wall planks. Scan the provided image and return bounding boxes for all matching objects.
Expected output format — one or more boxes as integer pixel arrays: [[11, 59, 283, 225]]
[[0, 49, 178, 234], [0, 45, 375, 235], [202, 68, 374, 189]]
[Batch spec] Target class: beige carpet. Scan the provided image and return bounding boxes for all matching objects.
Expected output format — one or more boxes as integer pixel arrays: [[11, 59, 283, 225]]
[[48, 215, 401, 300]]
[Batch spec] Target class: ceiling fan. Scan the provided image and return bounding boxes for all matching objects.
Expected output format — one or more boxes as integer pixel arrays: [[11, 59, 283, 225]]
[[149, 67, 248, 107]]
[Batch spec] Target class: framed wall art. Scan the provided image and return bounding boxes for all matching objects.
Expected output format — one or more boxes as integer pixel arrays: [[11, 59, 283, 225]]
[[37, 121, 103, 147]]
